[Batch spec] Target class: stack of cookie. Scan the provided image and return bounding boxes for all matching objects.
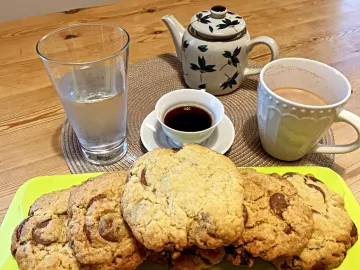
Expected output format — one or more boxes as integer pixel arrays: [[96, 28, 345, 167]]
[[121, 144, 245, 269], [226, 169, 358, 270], [11, 144, 358, 270], [11, 172, 145, 270]]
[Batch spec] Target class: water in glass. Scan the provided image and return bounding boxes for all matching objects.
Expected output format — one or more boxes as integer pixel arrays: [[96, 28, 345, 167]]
[[37, 23, 129, 165]]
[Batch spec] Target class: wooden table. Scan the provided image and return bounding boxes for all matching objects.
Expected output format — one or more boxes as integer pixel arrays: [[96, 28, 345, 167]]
[[1, 0, 360, 224]]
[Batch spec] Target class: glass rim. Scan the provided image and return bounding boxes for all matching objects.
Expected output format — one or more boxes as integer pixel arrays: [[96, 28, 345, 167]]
[[36, 23, 130, 66]]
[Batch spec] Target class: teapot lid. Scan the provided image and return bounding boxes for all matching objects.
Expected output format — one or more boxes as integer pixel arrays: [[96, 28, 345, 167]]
[[190, 5, 246, 40]]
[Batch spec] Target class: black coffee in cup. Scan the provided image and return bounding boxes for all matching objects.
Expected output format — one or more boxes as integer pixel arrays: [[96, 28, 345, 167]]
[[164, 104, 213, 132]]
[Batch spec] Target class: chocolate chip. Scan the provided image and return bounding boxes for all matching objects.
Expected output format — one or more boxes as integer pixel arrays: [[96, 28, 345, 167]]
[[351, 222, 358, 237], [311, 261, 326, 270], [37, 219, 51, 229], [99, 216, 119, 242], [15, 217, 30, 241], [307, 184, 326, 201], [87, 194, 106, 209], [243, 205, 248, 225], [306, 174, 323, 184], [28, 206, 32, 217], [199, 255, 212, 265], [282, 172, 297, 178], [140, 168, 147, 186], [32, 219, 53, 245], [11, 247, 17, 256], [283, 225, 292, 234], [269, 193, 289, 215], [11, 218, 30, 256], [312, 209, 320, 214]]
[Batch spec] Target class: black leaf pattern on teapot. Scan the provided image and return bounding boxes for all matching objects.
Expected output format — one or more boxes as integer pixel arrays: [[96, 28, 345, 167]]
[[220, 47, 241, 70], [196, 13, 211, 24], [183, 40, 189, 49], [217, 18, 240, 30], [182, 40, 190, 60], [227, 11, 235, 15], [209, 25, 213, 33], [198, 45, 208, 52], [221, 72, 239, 90], [190, 56, 216, 82]]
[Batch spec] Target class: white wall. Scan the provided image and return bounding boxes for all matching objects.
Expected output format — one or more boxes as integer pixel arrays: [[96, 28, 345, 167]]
[[0, 0, 115, 22]]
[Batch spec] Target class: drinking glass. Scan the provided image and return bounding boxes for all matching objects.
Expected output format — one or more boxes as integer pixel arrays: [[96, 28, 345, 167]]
[[37, 23, 129, 165]]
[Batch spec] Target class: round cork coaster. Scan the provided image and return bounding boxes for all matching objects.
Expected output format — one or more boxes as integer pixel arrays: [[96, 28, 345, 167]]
[[62, 54, 334, 173]]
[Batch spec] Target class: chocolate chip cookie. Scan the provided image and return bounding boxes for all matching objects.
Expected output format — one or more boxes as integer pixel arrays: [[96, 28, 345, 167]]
[[273, 173, 358, 270], [11, 189, 80, 270], [121, 144, 245, 257], [67, 172, 144, 269], [227, 169, 313, 263]]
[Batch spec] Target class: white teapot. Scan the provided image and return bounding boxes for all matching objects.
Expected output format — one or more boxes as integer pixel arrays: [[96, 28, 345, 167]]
[[162, 5, 279, 95]]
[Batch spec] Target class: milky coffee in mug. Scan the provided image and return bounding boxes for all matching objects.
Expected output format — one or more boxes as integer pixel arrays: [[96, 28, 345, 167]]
[[257, 58, 360, 161], [273, 87, 327, 106]]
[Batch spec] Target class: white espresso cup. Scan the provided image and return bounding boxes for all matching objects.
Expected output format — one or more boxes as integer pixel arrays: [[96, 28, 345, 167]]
[[154, 89, 224, 146], [257, 58, 360, 161]]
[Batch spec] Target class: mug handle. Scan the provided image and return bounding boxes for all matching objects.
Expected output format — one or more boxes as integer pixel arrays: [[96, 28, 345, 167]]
[[244, 36, 279, 77], [311, 110, 360, 154]]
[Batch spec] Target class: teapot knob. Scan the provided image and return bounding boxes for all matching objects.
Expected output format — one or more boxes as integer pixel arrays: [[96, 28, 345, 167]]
[[210, 5, 227, 19]]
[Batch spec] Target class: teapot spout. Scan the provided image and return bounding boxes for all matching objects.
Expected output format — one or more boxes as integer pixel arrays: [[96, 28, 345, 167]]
[[162, 14, 185, 60]]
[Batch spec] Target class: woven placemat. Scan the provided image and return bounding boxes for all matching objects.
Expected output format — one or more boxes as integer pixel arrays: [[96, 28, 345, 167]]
[[62, 53, 335, 173]]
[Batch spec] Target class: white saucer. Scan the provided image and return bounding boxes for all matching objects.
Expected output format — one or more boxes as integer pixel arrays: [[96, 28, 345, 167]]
[[140, 110, 235, 154]]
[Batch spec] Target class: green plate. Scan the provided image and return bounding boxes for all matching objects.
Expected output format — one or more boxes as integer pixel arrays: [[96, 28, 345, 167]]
[[0, 167, 359, 270]]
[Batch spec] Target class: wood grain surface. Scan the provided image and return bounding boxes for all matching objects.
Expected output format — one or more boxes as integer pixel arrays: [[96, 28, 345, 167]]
[[1, 0, 360, 224]]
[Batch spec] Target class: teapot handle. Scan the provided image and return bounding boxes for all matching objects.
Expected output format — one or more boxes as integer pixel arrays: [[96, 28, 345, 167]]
[[244, 36, 279, 77]]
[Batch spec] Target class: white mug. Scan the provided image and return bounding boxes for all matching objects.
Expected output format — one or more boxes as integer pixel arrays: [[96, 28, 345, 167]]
[[154, 89, 224, 146], [257, 58, 360, 161]]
